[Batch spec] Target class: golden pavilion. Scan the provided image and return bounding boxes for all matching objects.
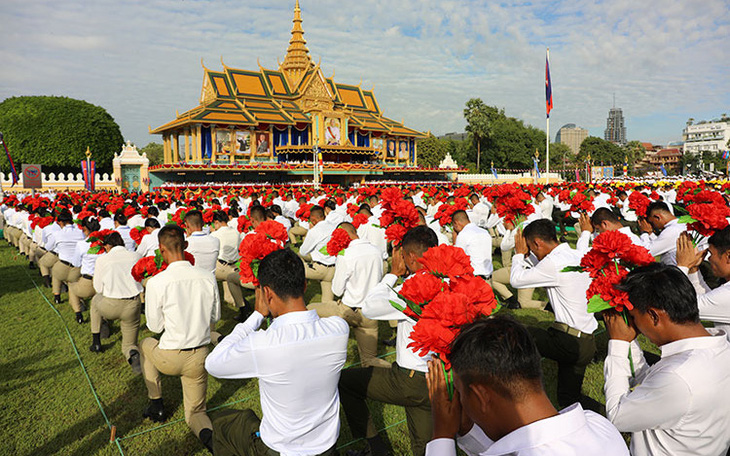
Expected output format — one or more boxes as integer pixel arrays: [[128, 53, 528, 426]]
[[149, 1, 455, 186]]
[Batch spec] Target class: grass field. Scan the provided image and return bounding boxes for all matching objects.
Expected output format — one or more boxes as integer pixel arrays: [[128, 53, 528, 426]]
[[0, 238, 654, 456]]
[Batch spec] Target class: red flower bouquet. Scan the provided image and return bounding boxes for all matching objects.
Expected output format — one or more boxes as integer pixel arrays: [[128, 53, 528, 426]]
[[296, 203, 313, 222], [378, 188, 420, 246], [351, 213, 370, 229], [132, 250, 196, 282], [86, 229, 115, 255], [129, 226, 149, 246], [628, 191, 651, 218], [325, 228, 352, 256], [390, 245, 499, 395], [677, 190, 730, 238], [237, 215, 252, 233], [238, 220, 288, 285]]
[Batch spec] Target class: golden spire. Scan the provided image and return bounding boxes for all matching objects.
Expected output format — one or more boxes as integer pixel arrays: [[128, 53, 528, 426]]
[[281, 0, 313, 87]]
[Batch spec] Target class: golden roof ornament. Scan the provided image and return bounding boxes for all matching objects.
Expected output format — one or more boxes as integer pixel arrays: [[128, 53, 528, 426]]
[[281, 0, 313, 87]]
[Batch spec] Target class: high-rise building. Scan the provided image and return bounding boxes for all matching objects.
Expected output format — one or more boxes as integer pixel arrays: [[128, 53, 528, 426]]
[[682, 119, 730, 156], [604, 107, 627, 145], [555, 123, 588, 155]]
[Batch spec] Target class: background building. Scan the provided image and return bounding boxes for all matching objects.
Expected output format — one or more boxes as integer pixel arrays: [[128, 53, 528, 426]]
[[555, 123, 588, 155], [682, 118, 730, 156], [604, 107, 627, 145]]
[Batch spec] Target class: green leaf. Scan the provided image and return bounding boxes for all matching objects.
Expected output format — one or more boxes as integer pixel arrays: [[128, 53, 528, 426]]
[[677, 215, 698, 224], [318, 245, 329, 255], [561, 266, 584, 273], [251, 259, 261, 279], [587, 294, 613, 313], [87, 246, 102, 255], [672, 204, 689, 215], [153, 249, 164, 268], [389, 300, 406, 312]]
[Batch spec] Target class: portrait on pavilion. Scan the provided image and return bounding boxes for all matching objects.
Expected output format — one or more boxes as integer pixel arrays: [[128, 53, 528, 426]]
[[255, 132, 271, 157], [236, 131, 251, 156], [398, 140, 409, 161], [216, 130, 232, 155], [325, 118, 341, 146], [386, 140, 396, 159]]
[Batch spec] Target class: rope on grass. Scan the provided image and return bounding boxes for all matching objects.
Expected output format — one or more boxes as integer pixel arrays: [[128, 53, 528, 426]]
[[23, 269, 125, 456]]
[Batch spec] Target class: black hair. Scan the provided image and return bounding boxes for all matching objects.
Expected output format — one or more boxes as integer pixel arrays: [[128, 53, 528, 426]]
[[257, 248, 305, 301], [144, 218, 161, 229], [449, 315, 544, 400], [522, 219, 558, 243], [104, 231, 125, 248], [158, 201, 170, 210], [646, 201, 671, 217], [249, 205, 266, 222], [147, 206, 159, 217], [309, 205, 325, 220], [451, 209, 469, 223], [323, 199, 337, 211], [114, 213, 128, 225], [270, 205, 283, 216], [57, 210, 73, 224], [708, 226, 730, 255], [228, 206, 239, 218], [590, 207, 620, 226], [99, 209, 110, 218], [617, 190, 628, 198], [213, 210, 229, 223], [616, 263, 700, 324], [358, 207, 373, 217], [83, 217, 101, 233], [359, 203, 371, 212], [158, 224, 186, 254], [401, 225, 438, 255], [72, 204, 83, 213], [184, 210, 203, 228]]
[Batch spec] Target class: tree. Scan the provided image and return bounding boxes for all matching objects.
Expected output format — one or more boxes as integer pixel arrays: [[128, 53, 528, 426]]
[[622, 140, 646, 171], [547, 142, 572, 170], [0, 96, 123, 173], [140, 142, 164, 166], [463, 98, 493, 173], [576, 136, 623, 165]]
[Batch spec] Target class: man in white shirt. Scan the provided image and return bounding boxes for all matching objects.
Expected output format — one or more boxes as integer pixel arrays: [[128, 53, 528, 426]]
[[90, 232, 143, 374], [677, 229, 730, 338], [37, 215, 62, 287], [114, 213, 136, 251], [536, 191, 554, 219], [452, 210, 493, 279], [210, 210, 248, 320], [340, 226, 438, 456], [468, 193, 490, 228], [425, 315, 628, 456], [184, 210, 220, 274], [206, 248, 348, 456], [299, 206, 337, 303], [604, 263, 730, 456], [135, 218, 161, 258], [639, 201, 686, 265], [576, 208, 644, 252], [68, 217, 102, 324], [511, 219, 597, 409], [310, 222, 391, 369], [47, 210, 85, 304], [140, 225, 220, 452]]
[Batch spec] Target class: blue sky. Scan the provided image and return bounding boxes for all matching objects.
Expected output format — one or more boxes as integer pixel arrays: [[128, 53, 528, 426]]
[[1, 0, 729, 150]]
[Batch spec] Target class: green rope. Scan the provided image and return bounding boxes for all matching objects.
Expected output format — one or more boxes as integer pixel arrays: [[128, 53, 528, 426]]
[[337, 419, 408, 450], [23, 269, 125, 456]]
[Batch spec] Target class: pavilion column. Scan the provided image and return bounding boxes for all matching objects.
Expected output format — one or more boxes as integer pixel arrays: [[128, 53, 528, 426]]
[[249, 127, 256, 164], [211, 125, 217, 163], [196, 125, 203, 162], [269, 125, 274, 161], [229, 128, 236, 165], [190, 127, 197, 162], [172, 134, 179, 162], [185, 129, 191, 162], [288, 125, 292, 146], [163, 134, 170, 163], [414, 140, 418, 166]]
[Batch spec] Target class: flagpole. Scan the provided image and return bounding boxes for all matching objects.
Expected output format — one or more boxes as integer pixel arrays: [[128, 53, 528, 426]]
[[545, 48, 550, 178]]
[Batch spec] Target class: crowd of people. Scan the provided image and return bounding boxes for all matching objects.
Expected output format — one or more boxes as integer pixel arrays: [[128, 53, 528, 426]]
[[2, 179, 730, 456]]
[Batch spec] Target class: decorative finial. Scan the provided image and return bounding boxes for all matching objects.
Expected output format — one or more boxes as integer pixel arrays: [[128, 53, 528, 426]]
[[85, 146, 92, 159]]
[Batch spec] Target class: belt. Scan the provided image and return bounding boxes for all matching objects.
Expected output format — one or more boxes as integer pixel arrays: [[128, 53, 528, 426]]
[[109, 295, 139, 301], [314, 261, 335, 268], [180, 344, 207, 352], [218, 258, 237, 266], [477, 274, 492, 281], [60, 259, 73, 267], [82, 274, 93, 280], [396, 363, 426, 378], [551, 322, 594, 339]]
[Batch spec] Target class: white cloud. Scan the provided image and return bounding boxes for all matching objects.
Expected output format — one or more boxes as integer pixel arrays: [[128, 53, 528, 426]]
[[0, 0, 728, 149]]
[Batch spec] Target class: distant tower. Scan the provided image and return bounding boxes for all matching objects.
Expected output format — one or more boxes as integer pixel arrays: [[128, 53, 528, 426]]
[[604, 98, 626, 145]]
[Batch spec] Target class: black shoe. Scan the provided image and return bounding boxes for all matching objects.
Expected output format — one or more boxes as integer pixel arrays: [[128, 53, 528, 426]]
[[29, 262, 36, 269], [60, 283, 68, 293], [76, 313, 84, 324], [199, 428, 214, 454], [233, 303, 252, 322], [505, 295, 521, 310], [100, 320, 110, 339], [128, 350, 142, 375], [382, 336, 397, 347], [89, 343, 103, 353], [143, 401, 166, 423], [54, 295, 62, 305]]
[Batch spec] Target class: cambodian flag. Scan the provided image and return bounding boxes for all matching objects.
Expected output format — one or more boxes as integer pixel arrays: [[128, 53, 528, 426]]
[[722, 150, 729, 160], [545, 49, 553, 118]]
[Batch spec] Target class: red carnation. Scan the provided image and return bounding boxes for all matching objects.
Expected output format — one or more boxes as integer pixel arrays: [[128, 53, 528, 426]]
[[326, 228, 352, 257], [417, 244, 474, 278], [399, 271, 445, 305], [352, 213, 370, 229]]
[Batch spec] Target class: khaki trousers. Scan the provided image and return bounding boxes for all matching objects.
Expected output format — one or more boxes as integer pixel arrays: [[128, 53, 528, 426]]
[[69, 276, 95, 312], [39, 251, 59, 277], [491, 267, 545, 309], [19, 235, 32, 256], [215, 262, 245, 308], [303, 260, 335, 303], [140, 338, 212, 435], [90, 294, 141, 358], [51, 261, 78, 295], [308, 301, 391, 368], [289, 224, 307, 244], [5, 226, 20, 246], [30, 243, 45, 264]]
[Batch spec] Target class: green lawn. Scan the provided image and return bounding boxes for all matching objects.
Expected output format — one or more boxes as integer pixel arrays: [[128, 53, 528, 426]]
[[0, 240, 652, 455]]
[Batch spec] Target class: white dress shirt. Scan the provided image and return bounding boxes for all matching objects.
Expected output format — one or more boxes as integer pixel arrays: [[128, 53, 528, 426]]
[[145, 261, 220, 350], [93, 246, 143, 298], [135, 228, 160, 258], [40, 223, 61, 248], [211, 225, 240, 263], [576, 226, 643, 253], [99, 217, 115, 230], [426, 403, 628, 456], [426, 218, 451, 246], [45, 225, 85, 263], [679, 266, 730, 339], [357, 220, 389, 259], [72, 239, 102, 276], [185, 231, 220, 274], [604, 331, 730, 456], [511, 244, 597, 334], [332, 239, 383, 308], [363, 273, 431, 372], [300, 220, 337, 266], [640, 218, 686, 265], [115, 225, 136, 251], [205, 310, 348, 455], [539, 197, 554, 219], [455, 223, 493, 277]]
